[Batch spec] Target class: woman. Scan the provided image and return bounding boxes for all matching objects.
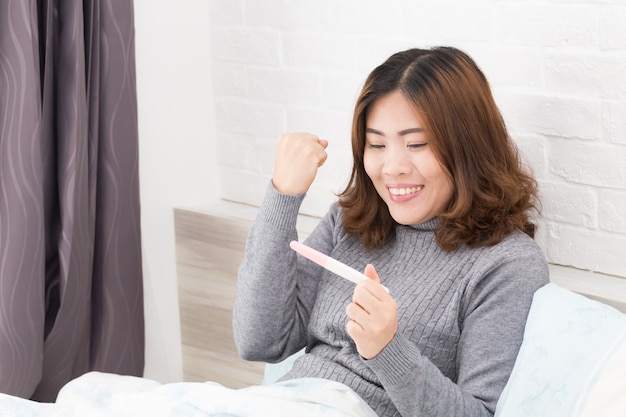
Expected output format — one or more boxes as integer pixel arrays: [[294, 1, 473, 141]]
[[233, 46, 549, 417]]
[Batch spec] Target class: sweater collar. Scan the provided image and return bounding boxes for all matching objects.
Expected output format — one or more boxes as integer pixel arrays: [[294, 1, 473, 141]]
[[405, 217, 438, 232]]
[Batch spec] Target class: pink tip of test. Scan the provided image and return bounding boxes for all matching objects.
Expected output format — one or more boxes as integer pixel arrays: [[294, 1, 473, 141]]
[[289, 241, 388, 292], [289, 240, 330, 268]]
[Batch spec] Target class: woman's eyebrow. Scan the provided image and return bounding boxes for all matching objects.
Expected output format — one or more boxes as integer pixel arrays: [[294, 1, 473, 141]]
[[365, 127, 384, 136], [365, 127, 424, 136], [399, 128, 424, 135]]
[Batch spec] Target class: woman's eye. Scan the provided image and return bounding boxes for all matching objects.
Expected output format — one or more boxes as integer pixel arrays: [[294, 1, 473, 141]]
[[407, 143, 427, 149], [367, 143, 385, 149]]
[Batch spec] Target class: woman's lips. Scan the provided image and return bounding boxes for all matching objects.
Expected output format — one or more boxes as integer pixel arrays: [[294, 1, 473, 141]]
[[387, 185, 424, 202]]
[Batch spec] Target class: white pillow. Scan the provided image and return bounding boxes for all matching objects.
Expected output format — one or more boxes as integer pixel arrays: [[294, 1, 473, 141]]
[[495, 283, 626, 417]]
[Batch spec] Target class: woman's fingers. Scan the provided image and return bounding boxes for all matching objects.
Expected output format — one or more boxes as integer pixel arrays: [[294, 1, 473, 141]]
[[346, 268, 398, 359]]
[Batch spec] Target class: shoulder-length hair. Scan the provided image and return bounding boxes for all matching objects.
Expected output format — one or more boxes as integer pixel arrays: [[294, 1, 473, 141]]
[[338, 46, 539, 251]]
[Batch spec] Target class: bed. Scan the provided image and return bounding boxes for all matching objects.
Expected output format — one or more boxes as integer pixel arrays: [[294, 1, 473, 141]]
[[0, 205, 624, 416]]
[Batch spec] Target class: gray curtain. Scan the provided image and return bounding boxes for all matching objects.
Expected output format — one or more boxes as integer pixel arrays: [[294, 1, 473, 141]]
[[0, 0, 144, 402]]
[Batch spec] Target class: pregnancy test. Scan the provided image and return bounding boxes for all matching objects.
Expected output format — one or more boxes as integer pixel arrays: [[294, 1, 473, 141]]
[[289, 241, 388, 292]]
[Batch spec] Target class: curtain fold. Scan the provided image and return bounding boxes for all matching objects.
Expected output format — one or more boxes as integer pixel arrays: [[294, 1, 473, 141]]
[[0, 0, 144, 402]]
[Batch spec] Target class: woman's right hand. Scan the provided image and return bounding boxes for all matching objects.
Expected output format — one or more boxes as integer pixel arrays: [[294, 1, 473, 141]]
[[272, 132, 328, 195]]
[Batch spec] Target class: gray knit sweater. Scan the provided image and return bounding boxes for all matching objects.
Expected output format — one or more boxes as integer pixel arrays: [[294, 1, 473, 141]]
[[233, 184, 549, 417]]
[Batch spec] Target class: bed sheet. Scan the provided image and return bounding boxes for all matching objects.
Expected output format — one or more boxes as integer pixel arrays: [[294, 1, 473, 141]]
[[0, 372, 377, 417]]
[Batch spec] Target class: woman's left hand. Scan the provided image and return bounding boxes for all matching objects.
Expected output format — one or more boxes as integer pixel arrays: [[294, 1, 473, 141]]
[[346, 264, 398, 359]]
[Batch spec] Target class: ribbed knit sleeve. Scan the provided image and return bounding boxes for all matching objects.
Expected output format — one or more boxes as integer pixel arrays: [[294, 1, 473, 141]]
[[233, 183, 341, 363], [232, 183, 308, 361]]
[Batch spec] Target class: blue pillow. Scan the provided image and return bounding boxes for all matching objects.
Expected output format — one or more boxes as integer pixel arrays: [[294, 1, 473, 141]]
[[495, 283, 626, 417]]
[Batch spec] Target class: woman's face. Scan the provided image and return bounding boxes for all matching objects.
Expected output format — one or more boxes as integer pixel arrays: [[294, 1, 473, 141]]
[[363, 91, 454, 225]]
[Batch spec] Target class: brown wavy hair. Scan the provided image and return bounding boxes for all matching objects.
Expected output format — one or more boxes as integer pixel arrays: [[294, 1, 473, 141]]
[[338, 47, 539, 252]]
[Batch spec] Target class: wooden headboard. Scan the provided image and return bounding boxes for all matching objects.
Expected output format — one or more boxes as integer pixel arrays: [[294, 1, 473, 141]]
[[174, 203, 317, 388], [174, 204, 626, 388], [174, 206, 261, 388]]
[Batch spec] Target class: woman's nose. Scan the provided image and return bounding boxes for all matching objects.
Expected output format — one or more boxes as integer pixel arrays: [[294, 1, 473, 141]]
[[382, 147, 411, 177]]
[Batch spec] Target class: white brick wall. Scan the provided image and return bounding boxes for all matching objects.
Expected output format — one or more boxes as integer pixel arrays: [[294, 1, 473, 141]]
[[208, 0, 626, 278]]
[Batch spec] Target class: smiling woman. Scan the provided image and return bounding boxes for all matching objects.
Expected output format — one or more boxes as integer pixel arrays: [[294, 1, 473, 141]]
[[233, 46, 549, 417]]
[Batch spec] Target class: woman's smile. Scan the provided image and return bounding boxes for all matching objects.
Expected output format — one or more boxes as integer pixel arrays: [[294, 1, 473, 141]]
[[387, 184, 424, 202]]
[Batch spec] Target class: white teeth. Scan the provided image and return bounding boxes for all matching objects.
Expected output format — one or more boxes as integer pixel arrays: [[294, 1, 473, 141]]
[[389, 186, 423, 195]]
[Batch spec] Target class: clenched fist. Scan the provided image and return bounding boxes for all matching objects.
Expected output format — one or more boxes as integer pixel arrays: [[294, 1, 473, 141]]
[[272, 132, 328, 195]]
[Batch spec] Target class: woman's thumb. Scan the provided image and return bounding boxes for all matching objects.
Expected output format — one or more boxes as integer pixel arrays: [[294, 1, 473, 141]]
[[363, 264, 380, 283]]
